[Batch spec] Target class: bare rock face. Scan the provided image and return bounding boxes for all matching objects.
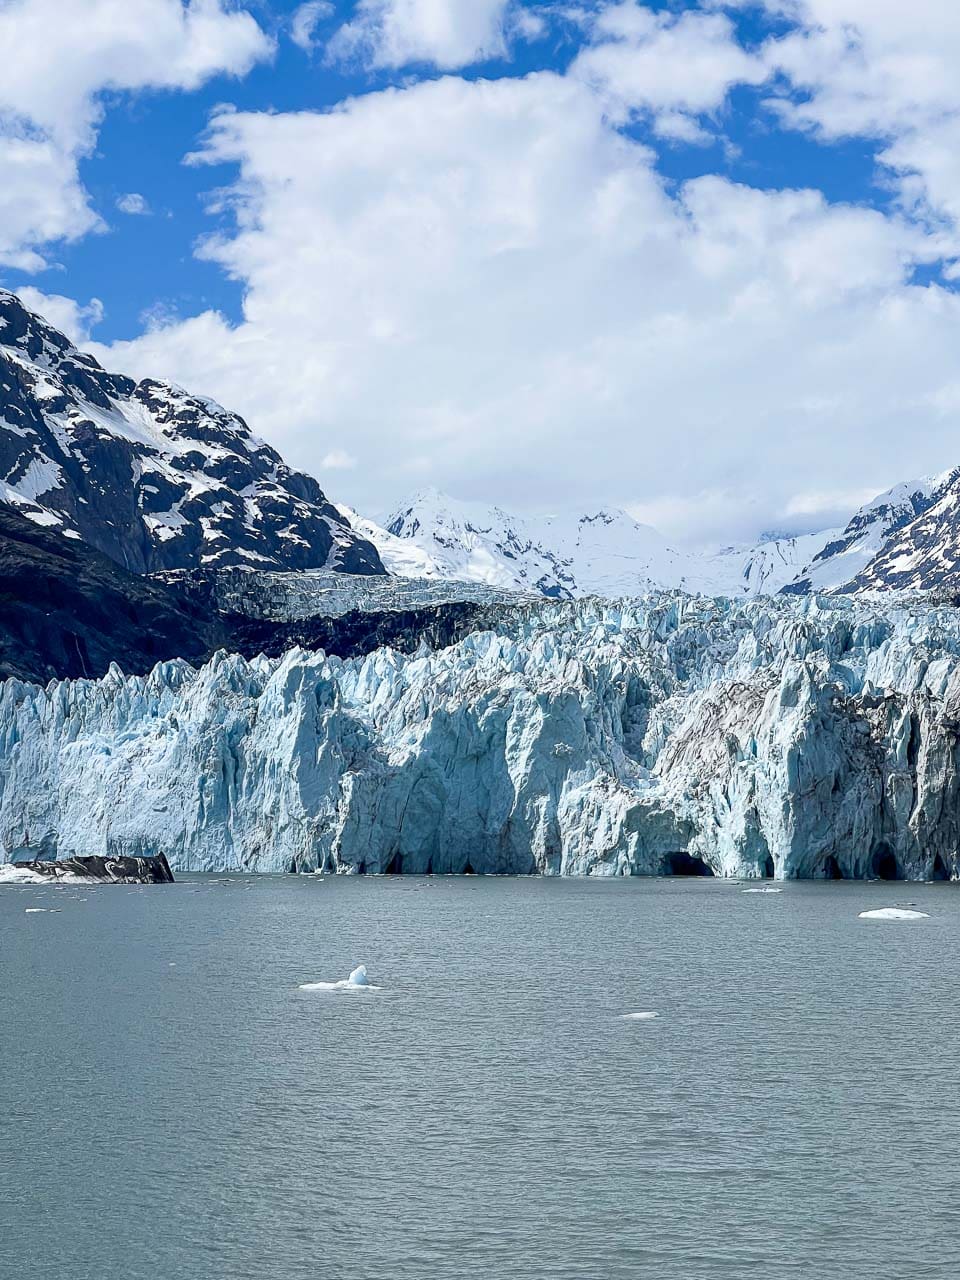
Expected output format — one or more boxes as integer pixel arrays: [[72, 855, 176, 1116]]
[[0, 290, 383, 576], [3, 594, 960, 880]]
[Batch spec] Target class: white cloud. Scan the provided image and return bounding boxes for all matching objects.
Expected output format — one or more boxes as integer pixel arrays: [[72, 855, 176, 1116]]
[[116, 192, 150, 215], [572, 4, 766, 128], [326, 0, 512, 70], [758, 1, 960, 234], [0, 0, 271, 270], [0, 134, 102, 270], [509, 8, 547, 42], [783, 486, 880, 520], [653, 112, 714, 147], [91, 70, 960, 543], [15, 287, 104, 344], [321, 448, 358, 470], [291, 0, 335, 53]]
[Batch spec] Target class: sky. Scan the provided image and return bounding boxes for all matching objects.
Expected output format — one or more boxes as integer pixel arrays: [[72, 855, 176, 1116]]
[[4, 0, 960, 545]]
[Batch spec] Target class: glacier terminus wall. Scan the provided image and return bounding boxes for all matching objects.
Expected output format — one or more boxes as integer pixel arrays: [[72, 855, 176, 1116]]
[[3, 593, 960, 880]]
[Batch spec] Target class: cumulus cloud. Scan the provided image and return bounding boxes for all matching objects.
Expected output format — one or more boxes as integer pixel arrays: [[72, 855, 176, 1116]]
[[758, 0, 960, 235], [92, 69, 960, 543], [116, 192, 150, 215], [15, 287, 104, 344], [0, 134, 102, 271], [290, 0, 334, 53], [0, 0, 271, 269], [326, 0, 512, 70], [572, 4, 766, 131]]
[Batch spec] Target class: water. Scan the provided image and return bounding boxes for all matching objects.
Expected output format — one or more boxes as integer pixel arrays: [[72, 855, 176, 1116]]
[[3, 874, 960, 1280]]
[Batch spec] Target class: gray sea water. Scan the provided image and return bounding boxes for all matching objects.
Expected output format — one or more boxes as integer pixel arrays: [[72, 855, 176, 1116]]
[[2, 874, 960, 1280]]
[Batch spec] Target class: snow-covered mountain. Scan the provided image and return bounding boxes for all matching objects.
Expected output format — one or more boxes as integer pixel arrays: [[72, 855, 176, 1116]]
[[0, 291, 383, 575], [363, 476, 960, 600], [839, 468, 960, 593], [365, 488, 840, 598], [782, 478, 936, 595]]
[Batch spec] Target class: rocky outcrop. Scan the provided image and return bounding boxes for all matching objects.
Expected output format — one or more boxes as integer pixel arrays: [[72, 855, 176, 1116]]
[[0, 506, 517, 682], [0, 504, 228, 683], [3, 594, 960, 879]]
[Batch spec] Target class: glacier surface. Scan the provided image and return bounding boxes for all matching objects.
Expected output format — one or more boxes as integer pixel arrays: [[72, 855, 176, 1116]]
[[3, 593, 960, 880]]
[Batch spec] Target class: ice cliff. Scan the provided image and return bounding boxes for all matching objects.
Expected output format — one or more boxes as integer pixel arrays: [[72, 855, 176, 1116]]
[[3, 593, 960, 880]]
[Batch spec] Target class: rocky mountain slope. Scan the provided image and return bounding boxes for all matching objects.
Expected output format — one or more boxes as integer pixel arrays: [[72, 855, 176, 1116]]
[[3, 593, 959, 880], [0, 503, 227, 682], [0, 505, 532, 683], [840, 468, 960, 593], [0, 290, 383, 575]]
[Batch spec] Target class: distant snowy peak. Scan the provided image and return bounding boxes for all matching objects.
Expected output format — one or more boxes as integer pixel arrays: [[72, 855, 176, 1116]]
[[699, 528, 845, 597], [374, 488, 838, 598], [384, 489, 666, 597], [378, 477, 960, 600], [0, 290, 383, 576]]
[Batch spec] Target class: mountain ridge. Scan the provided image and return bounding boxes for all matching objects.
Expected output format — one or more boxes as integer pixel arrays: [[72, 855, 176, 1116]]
[[0, 290, 384, 577]]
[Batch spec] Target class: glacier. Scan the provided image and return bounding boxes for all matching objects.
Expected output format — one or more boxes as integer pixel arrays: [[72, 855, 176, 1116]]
[[3, 592, 960, 880]]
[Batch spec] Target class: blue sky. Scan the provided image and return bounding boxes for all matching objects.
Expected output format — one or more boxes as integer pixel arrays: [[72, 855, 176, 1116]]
[[4, 1, 960, 542], [4, 0, 902, 341]]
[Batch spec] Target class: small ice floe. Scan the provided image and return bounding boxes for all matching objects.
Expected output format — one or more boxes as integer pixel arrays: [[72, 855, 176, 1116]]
[[858, 907, 930, 921], [299, 964, 381, 993], [742, 886, 783, 894], [24, 907, 47, 913], [619, 1011, 659, 1021]]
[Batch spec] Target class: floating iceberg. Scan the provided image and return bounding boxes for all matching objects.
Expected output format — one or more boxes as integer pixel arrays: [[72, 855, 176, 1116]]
[[858, 907, 930, 920], [619, 1011, 659, 1021], [299, 965, 379, 992], [742, 887, 783, 894]]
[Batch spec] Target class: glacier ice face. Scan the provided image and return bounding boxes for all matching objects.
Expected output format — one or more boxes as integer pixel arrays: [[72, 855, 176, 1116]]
[[4, 593, 960, 880]]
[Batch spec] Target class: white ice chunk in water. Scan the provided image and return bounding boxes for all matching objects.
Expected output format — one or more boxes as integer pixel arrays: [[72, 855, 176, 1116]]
[[742, 887, 782, 894], [619, 1011, 659, 1021], [299, 964, 380, 992], [858, 907, 930, 920]]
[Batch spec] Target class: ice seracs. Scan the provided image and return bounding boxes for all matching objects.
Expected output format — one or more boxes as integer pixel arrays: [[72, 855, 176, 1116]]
[[6, 593, 960, 880]]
